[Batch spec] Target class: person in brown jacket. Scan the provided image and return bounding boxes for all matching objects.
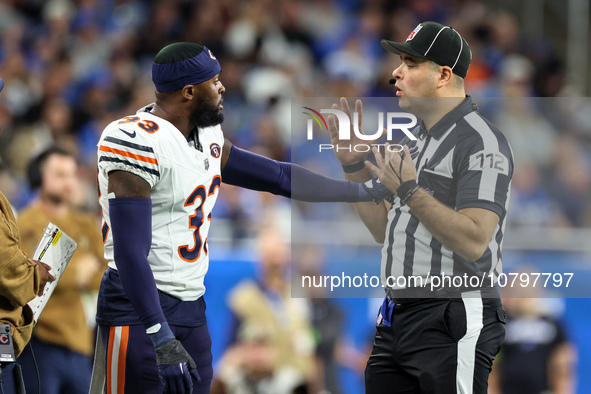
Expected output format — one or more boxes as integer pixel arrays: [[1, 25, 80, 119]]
[[0, 189, 55, 393], [0, 75, 53, 393], [15, 147, 106, 394]]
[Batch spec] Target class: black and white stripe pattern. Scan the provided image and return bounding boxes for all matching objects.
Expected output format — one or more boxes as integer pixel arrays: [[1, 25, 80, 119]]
[[381, 97, 514, 289], [457, 292, 484, 393]]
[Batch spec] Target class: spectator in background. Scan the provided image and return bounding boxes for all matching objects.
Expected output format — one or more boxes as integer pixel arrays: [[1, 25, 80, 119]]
[[489, 296, 577, 394], [547, 136, 591, 227], [297, 244, 345, 394], [215, 225, 315, 393], [491, 56, 557, 169], [6, 98, 76, 177], [507, 161, 570, 228], [16, 147, 106, 394], [212, 321, 306, 394]]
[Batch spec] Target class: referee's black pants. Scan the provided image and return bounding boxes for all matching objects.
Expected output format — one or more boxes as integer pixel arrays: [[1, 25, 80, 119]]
[[365, 293, 506, 394]]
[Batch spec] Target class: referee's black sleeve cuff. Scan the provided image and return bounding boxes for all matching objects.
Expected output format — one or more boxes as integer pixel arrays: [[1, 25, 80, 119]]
[[455, 200, 505, 218]]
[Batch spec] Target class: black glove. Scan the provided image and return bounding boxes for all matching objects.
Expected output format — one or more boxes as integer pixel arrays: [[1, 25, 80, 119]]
[[155, 338, 201, 394], [361, 177, 396, 205]]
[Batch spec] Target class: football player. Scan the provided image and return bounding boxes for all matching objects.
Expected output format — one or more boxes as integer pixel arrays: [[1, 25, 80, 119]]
[[92, 43, 389, 394]]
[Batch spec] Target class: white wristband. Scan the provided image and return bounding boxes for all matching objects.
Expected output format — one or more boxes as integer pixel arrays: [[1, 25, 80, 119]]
[[146, 323, 162, 334]]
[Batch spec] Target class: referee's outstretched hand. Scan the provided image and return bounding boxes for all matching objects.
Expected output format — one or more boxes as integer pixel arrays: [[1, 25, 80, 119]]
[[327, 97, 386, 167], [155, 338, 201, 394], [366, 144, 417, 195]]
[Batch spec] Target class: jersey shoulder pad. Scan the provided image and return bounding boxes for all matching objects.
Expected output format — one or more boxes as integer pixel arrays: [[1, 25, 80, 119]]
[[98, 116, 161, 187]]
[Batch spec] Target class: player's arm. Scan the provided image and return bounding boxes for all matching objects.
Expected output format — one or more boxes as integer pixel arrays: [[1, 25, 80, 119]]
[[5, 228, 55, 298], [107, 170, 167, 328], [0, 257, 53, 301], [220, 138, 393, 207], [108, 170, 199, 391]]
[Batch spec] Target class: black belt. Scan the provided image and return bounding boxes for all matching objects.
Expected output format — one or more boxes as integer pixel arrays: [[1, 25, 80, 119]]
[[386, 286, 500, 304]]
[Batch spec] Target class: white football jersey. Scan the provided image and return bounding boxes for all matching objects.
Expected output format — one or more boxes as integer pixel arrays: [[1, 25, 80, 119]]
[[97, 106, 224, 300]]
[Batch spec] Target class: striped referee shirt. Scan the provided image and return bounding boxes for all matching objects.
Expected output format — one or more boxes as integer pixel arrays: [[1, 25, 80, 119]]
[[382, 96, 514, 290]]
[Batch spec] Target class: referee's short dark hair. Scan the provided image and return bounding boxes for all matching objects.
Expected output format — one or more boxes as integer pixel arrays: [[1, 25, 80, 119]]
[[27, 146, 77, 190]]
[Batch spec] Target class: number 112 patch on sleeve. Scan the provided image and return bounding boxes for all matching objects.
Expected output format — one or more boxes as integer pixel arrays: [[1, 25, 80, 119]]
[[468, 151, 509, 175]]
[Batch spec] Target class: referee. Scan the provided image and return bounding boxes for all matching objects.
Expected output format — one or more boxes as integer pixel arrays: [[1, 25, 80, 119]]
[[328, 22, 513, 393]]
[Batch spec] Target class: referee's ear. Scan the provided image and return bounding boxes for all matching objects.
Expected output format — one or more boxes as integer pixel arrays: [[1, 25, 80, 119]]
[[436, 66, 454, 89]]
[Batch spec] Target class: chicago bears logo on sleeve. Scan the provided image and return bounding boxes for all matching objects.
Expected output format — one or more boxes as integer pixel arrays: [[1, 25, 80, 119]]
[[210, 143, 221, 158]]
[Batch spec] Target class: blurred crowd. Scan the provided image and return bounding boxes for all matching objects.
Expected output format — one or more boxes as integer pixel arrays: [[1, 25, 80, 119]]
[[0, 0, 587, 393]]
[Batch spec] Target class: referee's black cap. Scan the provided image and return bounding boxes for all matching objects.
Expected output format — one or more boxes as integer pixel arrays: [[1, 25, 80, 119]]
[[381, 21, 472, 78]]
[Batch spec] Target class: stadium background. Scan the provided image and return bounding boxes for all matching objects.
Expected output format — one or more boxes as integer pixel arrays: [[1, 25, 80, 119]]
[[0, 0, 590, 392]]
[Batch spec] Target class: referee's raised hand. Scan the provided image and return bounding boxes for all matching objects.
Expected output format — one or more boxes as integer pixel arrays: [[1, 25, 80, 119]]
[[327, 97, 385, 169], [366, 144, 416, 195]]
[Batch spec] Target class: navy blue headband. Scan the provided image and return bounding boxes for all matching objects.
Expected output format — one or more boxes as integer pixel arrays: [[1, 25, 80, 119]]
[[152, 47, 221, 92]]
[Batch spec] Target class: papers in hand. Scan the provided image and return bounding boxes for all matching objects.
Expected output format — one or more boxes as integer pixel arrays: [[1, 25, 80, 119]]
[[27, 222, 77, 323]]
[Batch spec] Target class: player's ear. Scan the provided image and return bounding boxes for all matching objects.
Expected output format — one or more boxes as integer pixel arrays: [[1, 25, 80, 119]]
[[181, 85, 195, 100]]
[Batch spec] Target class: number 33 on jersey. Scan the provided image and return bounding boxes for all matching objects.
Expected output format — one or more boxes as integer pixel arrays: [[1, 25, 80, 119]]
[[97, 108, 224, 301]]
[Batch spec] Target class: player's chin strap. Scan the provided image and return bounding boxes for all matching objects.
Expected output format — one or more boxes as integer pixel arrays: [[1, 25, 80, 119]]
[[88, 330, 105, 394]]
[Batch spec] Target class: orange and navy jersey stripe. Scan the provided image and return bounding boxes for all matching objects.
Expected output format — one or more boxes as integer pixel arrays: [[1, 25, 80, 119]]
[[98, 134, 160, 181], [99, 146, 158, 165], [101, 221, 110, 244], [106, 326, 129, 394]]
